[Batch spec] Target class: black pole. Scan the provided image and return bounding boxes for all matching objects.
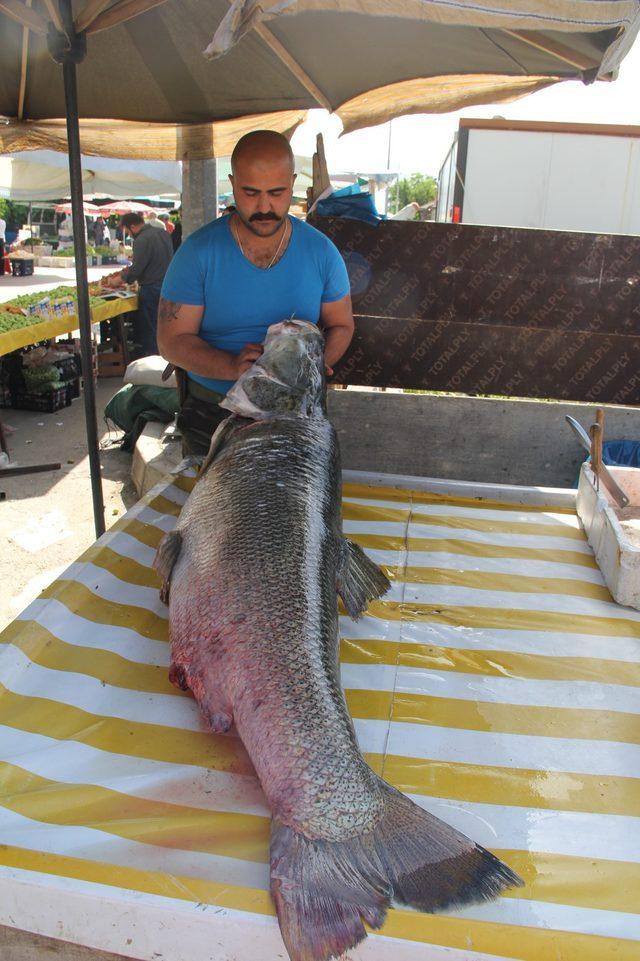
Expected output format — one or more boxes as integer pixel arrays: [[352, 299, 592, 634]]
[[49, 2, 105, 538]]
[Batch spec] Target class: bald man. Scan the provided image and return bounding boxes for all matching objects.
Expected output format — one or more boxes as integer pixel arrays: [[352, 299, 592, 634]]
[[158, 130, 354, 455]]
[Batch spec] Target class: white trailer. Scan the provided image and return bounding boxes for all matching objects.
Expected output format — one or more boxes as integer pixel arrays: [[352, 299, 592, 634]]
[[437, 118, 640, 235]]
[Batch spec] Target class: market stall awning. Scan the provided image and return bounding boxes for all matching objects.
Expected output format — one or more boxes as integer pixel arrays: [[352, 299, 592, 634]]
[[2, 0, 639, 152], [1, 0, 638, 540], [207, 0, 640, 132], [0, 113, 309, 161]]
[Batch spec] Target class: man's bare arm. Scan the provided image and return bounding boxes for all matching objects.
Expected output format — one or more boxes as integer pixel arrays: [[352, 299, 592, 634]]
[[319, 294, 354, 373], [157, 298, 262, 381]]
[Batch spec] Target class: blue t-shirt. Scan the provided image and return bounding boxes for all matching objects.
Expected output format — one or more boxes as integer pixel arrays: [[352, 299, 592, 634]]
[[161, 215, 350, 394]]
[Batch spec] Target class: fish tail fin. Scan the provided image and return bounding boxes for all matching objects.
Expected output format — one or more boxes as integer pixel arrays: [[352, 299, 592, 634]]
[[271, 820, 390, 961], [372, 780, 523, 913], [270, 785, 522, 961]]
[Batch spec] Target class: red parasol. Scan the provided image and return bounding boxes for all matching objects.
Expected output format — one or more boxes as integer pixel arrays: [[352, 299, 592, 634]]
[[97, 200, 155, 216], [55, 201, 101, 215]]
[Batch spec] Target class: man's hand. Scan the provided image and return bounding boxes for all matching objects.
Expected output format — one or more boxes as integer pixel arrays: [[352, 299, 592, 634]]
[[157, 298, 264, 383], [103, 271, 125, 288], [233, 343, 263, 378]]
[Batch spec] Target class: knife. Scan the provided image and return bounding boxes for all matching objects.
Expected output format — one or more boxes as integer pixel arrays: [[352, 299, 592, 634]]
[[565, 415, 629, 508]]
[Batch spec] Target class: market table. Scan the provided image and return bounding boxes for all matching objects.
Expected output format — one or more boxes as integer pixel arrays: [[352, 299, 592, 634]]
[[0, 472, 638, 961], [0, 295, 138, 357]]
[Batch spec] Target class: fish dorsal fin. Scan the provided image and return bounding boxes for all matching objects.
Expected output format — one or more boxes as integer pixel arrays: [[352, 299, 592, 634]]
[[337, 539, 391, 620], [198, 414, 241, 479]]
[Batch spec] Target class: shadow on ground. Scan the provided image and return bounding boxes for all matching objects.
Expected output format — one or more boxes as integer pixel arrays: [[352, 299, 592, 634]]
[[100, 444, 139, 509]]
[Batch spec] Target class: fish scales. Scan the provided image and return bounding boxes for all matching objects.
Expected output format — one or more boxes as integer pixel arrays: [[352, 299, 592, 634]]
[[155, 320, 522, 961], [170, 415, 383, 840]]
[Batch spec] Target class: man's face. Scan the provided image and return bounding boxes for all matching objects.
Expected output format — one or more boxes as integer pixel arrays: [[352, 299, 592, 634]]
[[230, 155, 295, 238]]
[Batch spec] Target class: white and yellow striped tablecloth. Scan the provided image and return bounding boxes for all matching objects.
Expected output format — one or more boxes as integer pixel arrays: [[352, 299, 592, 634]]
[[0, 475, 638, 961]]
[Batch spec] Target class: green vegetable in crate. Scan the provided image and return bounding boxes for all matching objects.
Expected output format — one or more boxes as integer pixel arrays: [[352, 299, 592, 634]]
[[22, 365, 62, 394], [38, 381, 65, 394], [54, 245, 96, 256]]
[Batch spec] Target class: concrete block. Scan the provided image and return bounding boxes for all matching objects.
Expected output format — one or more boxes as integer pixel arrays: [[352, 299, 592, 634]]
[[37, 256, 76, 268], [576, 463, 640, 609], [327, 390, 640, 488], [131, 421, 181, 498]]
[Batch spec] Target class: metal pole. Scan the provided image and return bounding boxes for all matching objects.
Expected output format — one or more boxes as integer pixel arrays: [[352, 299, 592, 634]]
[[385, 119, 392, 215], [49, 0, 105, 538], [62, 60, 105, 537]]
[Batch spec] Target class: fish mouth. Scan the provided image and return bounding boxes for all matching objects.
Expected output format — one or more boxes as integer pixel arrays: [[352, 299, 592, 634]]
[[268, 318, 320, 338], [221, 319, 326, 420]]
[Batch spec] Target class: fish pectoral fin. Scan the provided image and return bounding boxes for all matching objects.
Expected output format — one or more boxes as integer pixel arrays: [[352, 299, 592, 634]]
[[337, 539, 391, 620], [152, 530, 182, 604], [169, 662, 190, 691], [206, 710, 234, 734]]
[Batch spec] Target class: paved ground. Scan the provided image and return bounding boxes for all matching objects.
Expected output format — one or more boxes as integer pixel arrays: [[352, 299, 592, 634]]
[[1, 264, 137, 631], [1, 378, 136, 631]]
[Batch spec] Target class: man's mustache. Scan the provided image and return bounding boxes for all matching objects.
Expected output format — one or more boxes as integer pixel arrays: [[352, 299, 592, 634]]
[[249, 212, 280, 222]]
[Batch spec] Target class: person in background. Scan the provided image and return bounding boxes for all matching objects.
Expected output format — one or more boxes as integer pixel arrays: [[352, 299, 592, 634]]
[[158, 213, 174, 235], [94, 215, 107, 247], [0, 213, 6, 274], [146, 210, 166, 230], [58, 214, 74, 246], [170, 218, 182, 253], [104, 211, 174, 357]]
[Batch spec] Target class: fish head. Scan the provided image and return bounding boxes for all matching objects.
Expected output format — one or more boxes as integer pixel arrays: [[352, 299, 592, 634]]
[[220, 320, 326, 419]]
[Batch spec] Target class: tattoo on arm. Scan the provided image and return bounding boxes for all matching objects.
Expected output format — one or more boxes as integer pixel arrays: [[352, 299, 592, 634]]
[[158, 299, 182, 324]]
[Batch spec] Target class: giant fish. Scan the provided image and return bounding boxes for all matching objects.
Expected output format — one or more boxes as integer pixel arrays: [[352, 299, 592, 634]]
[[154, 319, 522, 961]]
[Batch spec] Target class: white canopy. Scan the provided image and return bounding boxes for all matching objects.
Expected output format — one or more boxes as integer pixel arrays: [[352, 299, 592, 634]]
[[0, 150, 182, 201], [0, 150, 398, 206]]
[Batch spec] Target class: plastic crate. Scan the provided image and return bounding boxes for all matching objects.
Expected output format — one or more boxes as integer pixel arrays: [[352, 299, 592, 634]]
[[10, 259, 35, 277], [12, 385, 73, 413], [97, 349, 126, 378], [63, 376, 81, 399], [53, 355, 80, 381]]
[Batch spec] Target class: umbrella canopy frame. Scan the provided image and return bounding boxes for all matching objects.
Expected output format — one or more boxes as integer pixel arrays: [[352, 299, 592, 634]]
[[3, 2, 640, 147], [2, 0, 639, 538]]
